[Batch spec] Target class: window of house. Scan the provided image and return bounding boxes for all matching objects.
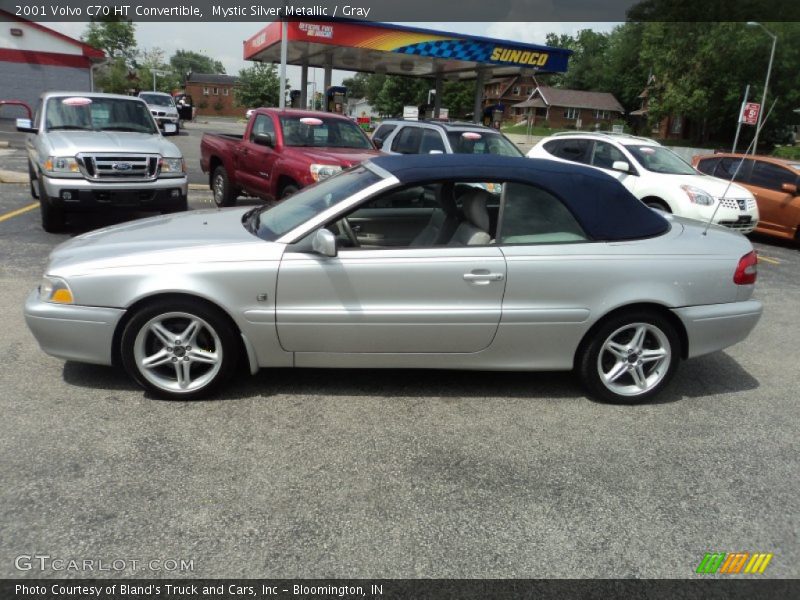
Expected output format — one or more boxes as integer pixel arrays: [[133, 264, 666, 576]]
[[512, 86, 521, 96], [564, 107, 579, 120], [202, 87, 209, 96], [223, 88, 229, 96], [213, 87, 219, 95], [497, 182, 587, 244], [670, 115, 683, 135], [594, 110, 610, 119]]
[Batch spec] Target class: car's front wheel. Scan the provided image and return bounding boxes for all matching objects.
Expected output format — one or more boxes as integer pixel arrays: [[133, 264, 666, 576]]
[[120, 298, 240, 399], [577, 310, 680, 404], [39, 190, 65, 233]]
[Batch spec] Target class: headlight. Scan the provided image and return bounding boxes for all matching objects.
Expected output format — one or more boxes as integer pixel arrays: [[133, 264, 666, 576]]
[[310, 164, 342, 182], [681, 185, 715, 206], [160, 157, 186, 175], [39, 276, 74, 304], [43, 156, 80, 175]]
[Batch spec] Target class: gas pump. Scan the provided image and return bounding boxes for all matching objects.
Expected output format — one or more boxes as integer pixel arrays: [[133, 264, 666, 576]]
[[326, 86, 347, 114]]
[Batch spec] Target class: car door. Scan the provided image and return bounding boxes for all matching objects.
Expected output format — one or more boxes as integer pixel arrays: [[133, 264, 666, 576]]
[[589, 140, 638, 194], [238, 114, 278, 198], [747, 160, 800, 237], [275, 183, 507, 354]]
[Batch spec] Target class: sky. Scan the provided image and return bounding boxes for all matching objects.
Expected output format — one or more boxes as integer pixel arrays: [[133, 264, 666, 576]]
[[49, 21, 616, 89]]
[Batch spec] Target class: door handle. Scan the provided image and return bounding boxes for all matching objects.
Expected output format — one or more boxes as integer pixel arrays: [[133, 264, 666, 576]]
[[463, 272, 504, 282]]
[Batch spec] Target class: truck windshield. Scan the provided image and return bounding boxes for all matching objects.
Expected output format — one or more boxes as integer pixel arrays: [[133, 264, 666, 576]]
[[447, 131, 523, 156], [139, 93, 175, 107], [45, 96, 158, 134], [279, 116, 373, 149], [248, 166, 381, 241]]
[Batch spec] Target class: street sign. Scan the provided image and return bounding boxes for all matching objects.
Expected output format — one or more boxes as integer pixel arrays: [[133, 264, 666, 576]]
[[740, 102, 760, 125]]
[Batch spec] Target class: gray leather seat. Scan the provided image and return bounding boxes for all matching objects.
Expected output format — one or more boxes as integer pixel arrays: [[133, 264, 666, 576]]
[[410, 184, 460, 247], [447, 189, 492, 246]]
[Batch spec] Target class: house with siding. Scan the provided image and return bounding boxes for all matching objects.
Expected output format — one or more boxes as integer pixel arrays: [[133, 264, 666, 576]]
[[513, 85, 625, 129]]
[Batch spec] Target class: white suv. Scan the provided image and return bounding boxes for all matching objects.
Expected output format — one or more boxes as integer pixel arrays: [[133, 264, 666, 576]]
[[527, 133, 759, 233]]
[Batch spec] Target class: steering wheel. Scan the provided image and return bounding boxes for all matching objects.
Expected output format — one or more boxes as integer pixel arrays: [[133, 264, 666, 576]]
[[338, 217, 360, 247]]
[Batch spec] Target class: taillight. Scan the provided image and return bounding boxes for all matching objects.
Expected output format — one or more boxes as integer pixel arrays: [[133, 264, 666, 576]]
[[734, 251, 758, 285]]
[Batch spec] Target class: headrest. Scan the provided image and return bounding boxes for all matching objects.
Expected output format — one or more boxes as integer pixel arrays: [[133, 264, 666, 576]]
[[460, 189, 491, 232]]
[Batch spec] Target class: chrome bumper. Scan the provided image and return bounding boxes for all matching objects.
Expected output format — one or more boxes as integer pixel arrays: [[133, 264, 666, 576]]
[[41, 175, 188, 197], [673, 300, 763, 359], [24, 289, 125, 366]]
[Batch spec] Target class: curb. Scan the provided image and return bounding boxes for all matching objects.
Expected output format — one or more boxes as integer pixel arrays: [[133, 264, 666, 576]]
[[0, 169, 27, 184], [0, 141, 9, 148]]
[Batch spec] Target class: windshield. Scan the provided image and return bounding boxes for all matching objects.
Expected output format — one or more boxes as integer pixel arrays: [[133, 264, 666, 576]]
[[625, 145, 697, 175], [447, 131, 523, 157], [251, 166, 381, 241], [139, 94, 175, 107], [279, 116, 373, 149], [45, 96, 158, 134]]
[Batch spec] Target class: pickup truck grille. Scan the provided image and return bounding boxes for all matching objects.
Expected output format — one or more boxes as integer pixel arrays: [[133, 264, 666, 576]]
[[77, 153, 159, 182]]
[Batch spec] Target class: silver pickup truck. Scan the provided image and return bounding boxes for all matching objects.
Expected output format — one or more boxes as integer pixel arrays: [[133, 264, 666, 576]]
[[17, 92, 188, 232]]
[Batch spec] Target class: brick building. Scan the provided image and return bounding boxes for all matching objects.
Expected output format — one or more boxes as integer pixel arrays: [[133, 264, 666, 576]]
[[481, 75, 538, 123], [513, 86, 625, 130], [0, 9, 104, 113], [185, 73, 241, 118]]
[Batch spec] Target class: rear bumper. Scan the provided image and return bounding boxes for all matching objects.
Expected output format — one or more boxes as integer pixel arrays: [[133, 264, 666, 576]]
[[672, 300, 762, 359], [24, 289, 124, 366], [41, 175, 187, 211]]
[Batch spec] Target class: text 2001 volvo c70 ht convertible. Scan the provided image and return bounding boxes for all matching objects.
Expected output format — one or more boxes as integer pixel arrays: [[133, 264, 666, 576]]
[[25, 155, 762, 403]]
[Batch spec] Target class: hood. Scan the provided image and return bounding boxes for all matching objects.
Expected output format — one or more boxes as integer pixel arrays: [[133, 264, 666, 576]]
[[653, 172, 754, 198], [47, 208, 267, 274], [45, 131, 181, 157], [145, 103, 178, 114], [286, 146, 383, 167]]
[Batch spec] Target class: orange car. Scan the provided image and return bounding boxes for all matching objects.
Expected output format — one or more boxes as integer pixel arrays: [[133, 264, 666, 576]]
[[693, 153, 800, 241]]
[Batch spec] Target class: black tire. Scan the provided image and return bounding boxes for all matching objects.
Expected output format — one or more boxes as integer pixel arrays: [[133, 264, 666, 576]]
[[28, 161, 38, 199], [211, 166, 236, 207], [174, 122, 180, 135], [645, 198, 671, 213], [279, 183, 299, 199], [577, 309, 680, 404], [39, 190, 65, 233], [120, 298, 240, 400]]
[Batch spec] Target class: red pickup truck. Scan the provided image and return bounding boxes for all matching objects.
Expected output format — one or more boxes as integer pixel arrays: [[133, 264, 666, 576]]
[[200, 108, 381, 205]]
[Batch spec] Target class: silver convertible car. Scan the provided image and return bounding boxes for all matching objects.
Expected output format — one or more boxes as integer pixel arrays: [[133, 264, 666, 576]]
[[25, 155, 763, 403]]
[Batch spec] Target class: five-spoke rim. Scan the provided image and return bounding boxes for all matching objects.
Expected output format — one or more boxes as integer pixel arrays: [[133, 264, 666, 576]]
[[133, 312, 222, 393], [597, 322, 671, 397]]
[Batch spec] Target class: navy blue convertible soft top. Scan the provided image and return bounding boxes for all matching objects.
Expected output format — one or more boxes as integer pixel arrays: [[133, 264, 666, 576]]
[[368, 154, 669, 241]]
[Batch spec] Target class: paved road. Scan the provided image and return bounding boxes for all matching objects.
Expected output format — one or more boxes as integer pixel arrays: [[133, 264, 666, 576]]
[[0, 182, 797, 578]]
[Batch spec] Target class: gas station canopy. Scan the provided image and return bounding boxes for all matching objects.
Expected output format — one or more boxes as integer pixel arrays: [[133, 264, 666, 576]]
[[244, 20, 571, 81]]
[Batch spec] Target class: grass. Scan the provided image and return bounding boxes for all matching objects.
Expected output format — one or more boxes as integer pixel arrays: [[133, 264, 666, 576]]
[[501, 123, 567, 136], [772, 145, 800, 160]]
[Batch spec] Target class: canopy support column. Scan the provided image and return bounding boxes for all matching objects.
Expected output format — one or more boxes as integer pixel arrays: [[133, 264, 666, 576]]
[[300, 61, 308, 109], [473, 69, 485, 124], [278, 20, 288, 109], [433, 74, 443, 119], [323, 57, 332, 112]]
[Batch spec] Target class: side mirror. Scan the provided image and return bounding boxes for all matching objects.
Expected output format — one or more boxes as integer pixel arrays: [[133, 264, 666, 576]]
[[612, 160, 631, 173], [781, 182, 799, 195], [16, 118, 37, 133], [253, 132, 273, 147], [163, 122, 177, 135], [311, 228, 337, 257]]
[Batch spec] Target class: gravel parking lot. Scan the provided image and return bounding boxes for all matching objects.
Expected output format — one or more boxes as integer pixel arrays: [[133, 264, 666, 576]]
[[0, 127, 797, 579]]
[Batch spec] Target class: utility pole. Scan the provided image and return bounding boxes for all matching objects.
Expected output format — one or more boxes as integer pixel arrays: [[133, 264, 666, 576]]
[[746, 22, 777, 154], [731, 84, 749, 154]]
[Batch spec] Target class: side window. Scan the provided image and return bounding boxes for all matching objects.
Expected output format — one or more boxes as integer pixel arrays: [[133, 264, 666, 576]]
[[591, 141, 627, 169], [391, 126, 423, 154], [554, 139, 592, 165], [372, 123, 395, 146], [419, 129, 446, 154], [542, 140, 561, 157], [714, 157, 753, 183], [695, 157, 720, 176], [749, 161, 797, 192], [250, 114, 275, 141], [498, 183, 587, 245]]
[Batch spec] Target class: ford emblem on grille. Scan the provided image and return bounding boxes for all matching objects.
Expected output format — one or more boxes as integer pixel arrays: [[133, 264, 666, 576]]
[[112, 162, 132, 171]]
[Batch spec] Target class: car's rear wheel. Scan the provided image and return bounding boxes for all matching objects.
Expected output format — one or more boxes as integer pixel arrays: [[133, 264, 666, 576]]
[[577, 310, 679, 404], [212, 166, 236, 207], [120, 298, 240, 400], [39, 191, 65, 233]]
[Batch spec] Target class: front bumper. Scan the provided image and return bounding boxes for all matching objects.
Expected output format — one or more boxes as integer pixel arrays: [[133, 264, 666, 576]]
[[695, 204, 759, 234], [41, 175, 188, 211], [153, 115, 179, 127], [672, 300, 762, 359], [24, 289, 125, 366]]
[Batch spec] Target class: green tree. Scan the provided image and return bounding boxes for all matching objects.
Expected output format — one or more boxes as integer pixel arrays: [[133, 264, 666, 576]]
[[441, 81, 476, 119], [83, 19, 136, 62], [545, 29, 610, 91], [235, 63, 286, 108], [170, 50, 226, 80], [373, 76, 428, 116]]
